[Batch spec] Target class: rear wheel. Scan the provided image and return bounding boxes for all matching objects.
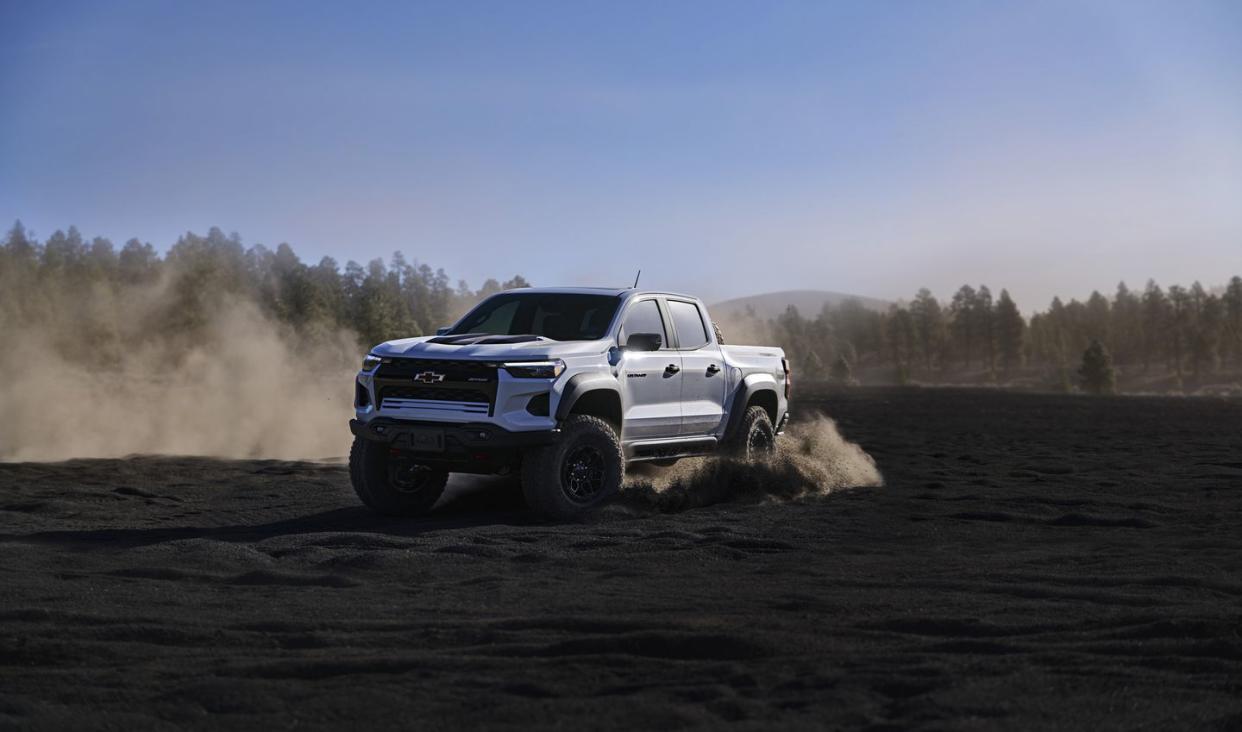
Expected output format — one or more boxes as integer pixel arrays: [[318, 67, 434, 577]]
[[727, 406, 776, 462], [521, 415, 623, 520], [349, 437, 448, 516]]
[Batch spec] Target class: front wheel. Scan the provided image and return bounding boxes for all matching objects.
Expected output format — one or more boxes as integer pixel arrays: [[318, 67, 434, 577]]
[[350, 437, 448, 516], [521, 415, 624, 520]]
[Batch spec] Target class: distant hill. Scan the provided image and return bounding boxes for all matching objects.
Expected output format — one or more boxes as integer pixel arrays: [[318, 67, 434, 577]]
[[710, 289, 890, 320]]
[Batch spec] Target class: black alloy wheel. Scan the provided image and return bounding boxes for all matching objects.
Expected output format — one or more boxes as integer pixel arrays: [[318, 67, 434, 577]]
[[561, 444, 607, 502]]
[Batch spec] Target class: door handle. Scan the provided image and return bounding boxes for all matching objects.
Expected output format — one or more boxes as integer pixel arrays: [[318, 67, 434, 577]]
[[706, 364, 721, 375], [664, 363, 681, 375]]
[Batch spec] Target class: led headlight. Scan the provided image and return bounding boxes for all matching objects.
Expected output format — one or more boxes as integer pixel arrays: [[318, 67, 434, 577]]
[[503, 359, 565, 379], [361, 354, 384, 372]]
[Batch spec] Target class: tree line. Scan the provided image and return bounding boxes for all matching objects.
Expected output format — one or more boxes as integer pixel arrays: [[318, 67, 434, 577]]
[[734, 279, 1242, 390], [4, 219, 1238, 390], [0, 220, 530, 353]]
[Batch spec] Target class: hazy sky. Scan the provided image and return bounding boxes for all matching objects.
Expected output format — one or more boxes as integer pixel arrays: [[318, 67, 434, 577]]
[[2, 1, 1240, 309]]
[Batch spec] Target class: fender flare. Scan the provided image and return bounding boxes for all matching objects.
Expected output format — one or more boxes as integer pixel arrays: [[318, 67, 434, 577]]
[[722, 377, 780, 442], [555, 371, 622, 422]]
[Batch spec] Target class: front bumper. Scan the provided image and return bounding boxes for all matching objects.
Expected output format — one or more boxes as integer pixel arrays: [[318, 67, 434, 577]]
[[350, 418, 559, 473]]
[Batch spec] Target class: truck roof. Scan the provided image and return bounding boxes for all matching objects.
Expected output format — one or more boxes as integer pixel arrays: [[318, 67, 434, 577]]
[[501, 286, 701, 301]]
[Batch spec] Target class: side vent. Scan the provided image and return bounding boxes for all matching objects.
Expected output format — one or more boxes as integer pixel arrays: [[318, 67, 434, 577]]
[[525, 393, 550, 416]]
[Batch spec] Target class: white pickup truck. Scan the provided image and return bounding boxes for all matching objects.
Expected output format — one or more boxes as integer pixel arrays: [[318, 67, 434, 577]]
[[350, 287, 790, 518]]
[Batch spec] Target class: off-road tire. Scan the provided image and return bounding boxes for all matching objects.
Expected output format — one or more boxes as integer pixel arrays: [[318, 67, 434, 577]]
[[521, 415, 624, 520], [726, 406, 777, 462], [349, 437, 448, 516]]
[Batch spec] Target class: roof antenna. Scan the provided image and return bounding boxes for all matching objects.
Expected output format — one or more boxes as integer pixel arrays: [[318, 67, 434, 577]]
[[632, 269, 642, 289]]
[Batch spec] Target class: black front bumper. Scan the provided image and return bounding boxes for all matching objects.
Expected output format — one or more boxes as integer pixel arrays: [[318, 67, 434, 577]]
[[350, 418, 559, 472]]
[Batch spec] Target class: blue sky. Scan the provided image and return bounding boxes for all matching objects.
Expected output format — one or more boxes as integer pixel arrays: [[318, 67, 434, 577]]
[[2, 1, 1240, 308]]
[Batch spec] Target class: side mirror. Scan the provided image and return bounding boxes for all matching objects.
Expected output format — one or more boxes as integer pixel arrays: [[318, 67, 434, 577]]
[[435, 326, 451, 335], [625, 332, 662, 351]]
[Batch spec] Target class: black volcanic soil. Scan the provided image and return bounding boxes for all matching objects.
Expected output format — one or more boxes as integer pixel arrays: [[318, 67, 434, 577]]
[[2, 388, 1240, 730]]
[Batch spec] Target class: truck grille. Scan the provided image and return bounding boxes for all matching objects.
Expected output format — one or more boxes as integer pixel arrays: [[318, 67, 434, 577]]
[[375, 359, 498, 382], [379, 387, 490, 404], [372, 358, 499, 416]]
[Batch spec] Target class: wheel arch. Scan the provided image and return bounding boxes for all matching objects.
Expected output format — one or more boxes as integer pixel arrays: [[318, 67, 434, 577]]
[[556, 372, 622, 431], [722, 379, 780, 441], [748, 389, 779, 425]]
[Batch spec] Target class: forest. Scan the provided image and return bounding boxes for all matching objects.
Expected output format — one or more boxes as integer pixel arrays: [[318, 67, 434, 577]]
[[0, 220, 528, 358], [732, 278, 1242, 393], [2, 220, 1239, 395]]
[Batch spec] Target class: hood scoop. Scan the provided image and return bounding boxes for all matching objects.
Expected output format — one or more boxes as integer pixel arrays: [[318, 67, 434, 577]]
[[426, 333, 548, 346]]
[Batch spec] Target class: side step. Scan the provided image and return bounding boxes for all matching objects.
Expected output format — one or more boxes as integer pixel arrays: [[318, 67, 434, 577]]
[[625, 436, 718, 462]]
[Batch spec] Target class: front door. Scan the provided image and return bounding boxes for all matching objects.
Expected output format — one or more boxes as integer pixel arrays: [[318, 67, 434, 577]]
[[616, 298, 682, 440]]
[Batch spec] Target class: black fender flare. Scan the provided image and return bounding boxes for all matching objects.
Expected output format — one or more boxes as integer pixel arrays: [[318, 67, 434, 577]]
[[555, 372, 622, 422], [722, 381, 779, 442]]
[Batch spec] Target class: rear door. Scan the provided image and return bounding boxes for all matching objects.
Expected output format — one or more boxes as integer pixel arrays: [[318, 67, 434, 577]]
[[616, 297, 683, 440], [665, 299, 727, 436]]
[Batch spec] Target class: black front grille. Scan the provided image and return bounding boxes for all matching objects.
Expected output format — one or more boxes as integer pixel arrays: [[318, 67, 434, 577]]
[[380, 387, 490, 404], [373, 358, 499, 414], [375, 359, 497, 382]]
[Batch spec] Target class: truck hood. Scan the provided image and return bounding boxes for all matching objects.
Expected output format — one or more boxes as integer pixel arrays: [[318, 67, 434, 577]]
[[371, 336, 609, 361]]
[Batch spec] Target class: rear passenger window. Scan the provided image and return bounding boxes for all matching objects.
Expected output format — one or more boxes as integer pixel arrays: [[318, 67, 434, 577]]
[[669, 301, 709, 349], [620, 299, 666, 346]]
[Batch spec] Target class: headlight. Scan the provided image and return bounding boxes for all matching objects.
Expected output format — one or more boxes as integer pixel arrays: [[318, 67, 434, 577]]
[[503, 359, 565, 379], [361, 355, 384, 372]]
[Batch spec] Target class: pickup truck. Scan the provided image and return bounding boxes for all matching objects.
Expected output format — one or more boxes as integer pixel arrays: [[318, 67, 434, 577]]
[[349, 287, 791, 518]]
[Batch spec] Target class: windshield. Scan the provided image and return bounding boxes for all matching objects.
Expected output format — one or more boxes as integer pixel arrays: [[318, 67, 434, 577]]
[[450, 293, 621, 341]]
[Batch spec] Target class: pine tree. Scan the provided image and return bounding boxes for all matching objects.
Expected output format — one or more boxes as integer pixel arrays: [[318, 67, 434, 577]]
[[994, 289, 1025, 376], [476, 278, 503, 299], [118, 239, 158, 284], [1079, 340, 1117, 395], [1046, 297, 1071, 368], [910, 288, 945, 373], [1112, 282, 1141, 365], [1225, 276, 1242, 368], [949, 285, 977, 368], [1191, 287, 1224, 379], [3, 220, 36, 262], [1140, 280, 1167, 374], [886, 306, 916, 377], [975, 285, 996, 375], [1085, 290, 1110, 344], [1167, 285, 1190, 379]]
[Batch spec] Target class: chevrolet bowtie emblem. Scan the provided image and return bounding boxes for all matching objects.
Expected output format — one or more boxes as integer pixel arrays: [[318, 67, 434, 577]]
[[413, 371, 446, 384]]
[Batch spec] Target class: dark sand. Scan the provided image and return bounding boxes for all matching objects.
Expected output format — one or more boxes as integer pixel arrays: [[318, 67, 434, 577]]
[[2, 388, 1240, 730]]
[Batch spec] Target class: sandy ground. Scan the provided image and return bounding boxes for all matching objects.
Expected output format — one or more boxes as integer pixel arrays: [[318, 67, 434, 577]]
[[1, 388, 1240, 730]]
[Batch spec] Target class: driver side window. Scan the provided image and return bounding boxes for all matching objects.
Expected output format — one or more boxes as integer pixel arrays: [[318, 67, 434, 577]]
[[619, 299, 666, 347]]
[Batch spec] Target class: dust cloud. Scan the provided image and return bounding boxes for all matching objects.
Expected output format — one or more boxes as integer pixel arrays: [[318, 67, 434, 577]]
[[708, 309, 771, 350], [622, 415, 883, 512], [0, 283, 358, 462]]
